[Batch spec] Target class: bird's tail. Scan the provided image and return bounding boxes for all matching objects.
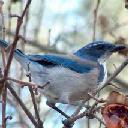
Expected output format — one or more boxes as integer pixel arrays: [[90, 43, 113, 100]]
[[0, 39, 26, 58], [0, 39, 29, 69], [0, 39, 9, 48]]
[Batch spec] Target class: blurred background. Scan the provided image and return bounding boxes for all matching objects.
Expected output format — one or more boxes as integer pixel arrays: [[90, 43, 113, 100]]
[[0, 0, 128, 128]]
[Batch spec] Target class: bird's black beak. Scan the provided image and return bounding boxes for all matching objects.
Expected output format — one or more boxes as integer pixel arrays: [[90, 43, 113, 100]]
[[111, 45, 126, 52]]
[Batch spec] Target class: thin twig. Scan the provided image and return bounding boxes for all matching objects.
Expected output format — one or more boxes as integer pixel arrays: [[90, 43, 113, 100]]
[[7, 83, 38, 127], [0, 1, 7, 128], [109, 82, 121, 90], [3, 0, 32, 79], [97, 58, 128, 92], [71, 100, 88, 117], [2, 82, 7, 128], [47, 29, 51, 46], [16, 2, 25, 125], [88, 93, 105, 103], [9, 14, 20, 18], [6, 77, 49, 89], [0, 2, 6, 69], [7, 0, 11, 42], [7, 96, 30, 128], [63, 109, 105, 128], [0, 3, 6, 67], [93, 0, 101, 41], [87, 101, 90, 128], [26, 63, 43, 128], [1, 1, 32, 128], [93, 115, 105, 125]]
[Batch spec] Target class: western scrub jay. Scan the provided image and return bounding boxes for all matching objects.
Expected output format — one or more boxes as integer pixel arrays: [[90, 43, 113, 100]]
[[0, 40, 126, 118]]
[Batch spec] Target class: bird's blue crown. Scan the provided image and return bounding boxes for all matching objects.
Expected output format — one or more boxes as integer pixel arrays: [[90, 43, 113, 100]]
[[74, 41, 125, 61]]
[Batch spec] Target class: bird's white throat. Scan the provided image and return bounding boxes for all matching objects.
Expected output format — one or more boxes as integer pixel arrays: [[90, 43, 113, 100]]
[[98, 59, 107, 85]]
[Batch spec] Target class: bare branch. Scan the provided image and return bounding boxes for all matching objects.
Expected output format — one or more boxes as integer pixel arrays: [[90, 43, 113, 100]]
[[7, 83, 39, 127], [6, 77, 49, 90]]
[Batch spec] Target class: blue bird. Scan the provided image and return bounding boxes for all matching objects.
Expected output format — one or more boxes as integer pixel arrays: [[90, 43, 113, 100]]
[[0, 40, 126, 118]]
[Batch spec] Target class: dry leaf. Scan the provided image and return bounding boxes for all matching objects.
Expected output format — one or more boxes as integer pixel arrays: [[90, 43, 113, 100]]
[[102, 91, 128, 128], [106, 91, 128, 105]]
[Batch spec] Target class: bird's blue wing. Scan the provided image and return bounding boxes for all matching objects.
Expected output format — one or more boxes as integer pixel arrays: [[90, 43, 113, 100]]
[[28, 54, 95, 73]]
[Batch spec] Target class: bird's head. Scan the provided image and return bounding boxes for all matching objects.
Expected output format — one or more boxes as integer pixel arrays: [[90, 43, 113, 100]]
[[74, 41, 126, 63]]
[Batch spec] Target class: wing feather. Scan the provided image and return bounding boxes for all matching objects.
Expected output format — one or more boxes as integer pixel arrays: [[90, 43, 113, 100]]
[[28, 54, 95, 73]]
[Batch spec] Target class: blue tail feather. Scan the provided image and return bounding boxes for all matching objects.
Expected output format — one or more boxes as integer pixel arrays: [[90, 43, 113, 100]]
[[0, 39, 26, 58], [0, 39, 9, 48]]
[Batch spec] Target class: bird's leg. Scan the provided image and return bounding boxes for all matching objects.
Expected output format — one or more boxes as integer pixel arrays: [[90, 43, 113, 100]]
[[46, 101, 70, 119]]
